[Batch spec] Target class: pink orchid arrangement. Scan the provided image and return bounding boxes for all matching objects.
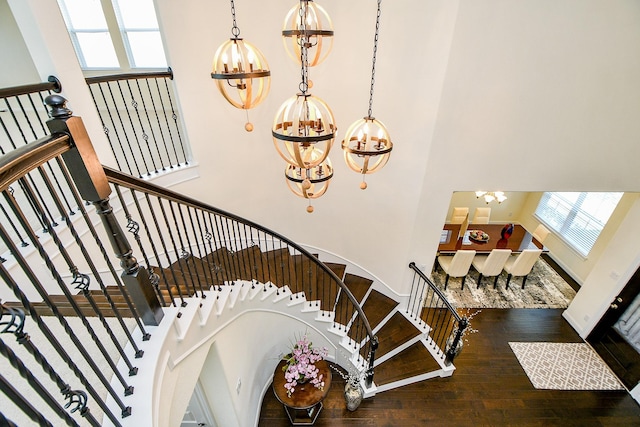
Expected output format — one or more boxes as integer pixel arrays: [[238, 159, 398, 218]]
[[282, 334, 329, 397]]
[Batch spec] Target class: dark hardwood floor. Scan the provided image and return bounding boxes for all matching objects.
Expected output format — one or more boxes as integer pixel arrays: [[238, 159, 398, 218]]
[[258, 309, 640, 426]]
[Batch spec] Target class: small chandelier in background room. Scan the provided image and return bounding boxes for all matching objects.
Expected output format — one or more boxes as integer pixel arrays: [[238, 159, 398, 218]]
[[211, 0, 271, 132], [274, 0, 336, 213], [342, 0, 393, 190], [475, 191, 507, 204], [282, 0, 334, 67]]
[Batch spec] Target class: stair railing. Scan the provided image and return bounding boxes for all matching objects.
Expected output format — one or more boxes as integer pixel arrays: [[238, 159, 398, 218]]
[[85, 68, 189, 178], [407, 262, 468, 364], [0, 78, 378, 424], [104, 164, 379, 379], [0, 87, 163, 425]]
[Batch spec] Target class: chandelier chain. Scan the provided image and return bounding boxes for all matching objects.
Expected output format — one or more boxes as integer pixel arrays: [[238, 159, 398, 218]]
[[298, 1, 309, 94], [367, 0, 382, 118], [230, 0, 240, 38]]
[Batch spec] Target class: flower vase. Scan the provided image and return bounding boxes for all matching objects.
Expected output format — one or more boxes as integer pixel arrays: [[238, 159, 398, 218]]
[[445, 331, 464, 358], [344, 381, 364, 411], [501, 223, 514, 240]]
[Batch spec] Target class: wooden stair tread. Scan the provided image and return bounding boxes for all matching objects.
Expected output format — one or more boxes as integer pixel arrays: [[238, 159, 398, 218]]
[[372, 341, 442, 386], [323, 262, 346, 280], [343, 273, 373, 303], [374, 312, 422, 357], [361, 290, 399, 330]]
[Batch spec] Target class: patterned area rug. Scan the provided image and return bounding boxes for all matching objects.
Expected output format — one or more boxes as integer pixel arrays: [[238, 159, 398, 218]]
[[431, 257, 576, 309], [509, 342, 624, 390]]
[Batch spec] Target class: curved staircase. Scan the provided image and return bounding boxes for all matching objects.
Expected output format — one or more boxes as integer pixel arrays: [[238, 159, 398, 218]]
[[18, 247, 456, 396]]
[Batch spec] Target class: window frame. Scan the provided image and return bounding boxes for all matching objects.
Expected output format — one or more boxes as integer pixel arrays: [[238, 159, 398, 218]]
[[57, 0, 167, 72], [534, 191, 623, 257]]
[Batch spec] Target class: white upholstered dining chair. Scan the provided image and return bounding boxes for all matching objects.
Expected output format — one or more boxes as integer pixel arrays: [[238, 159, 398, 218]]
[[437, 250, 476, 290], [532, 223, 550, 244], [471, 249, 512, 289], [471, 207, 491, 224], [450, 207, 469, 224], [503, 249, 543, 289]]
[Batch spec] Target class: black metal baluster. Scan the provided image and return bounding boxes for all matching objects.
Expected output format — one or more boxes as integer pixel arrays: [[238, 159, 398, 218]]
[[39, 161, 144, 361], [1, 305, 101, 427], [114, 184, 165, 305], [0, 373, 55, 427], [0, 338, 80, 427], [157, 197, 193, 297], [98, 83, 137, 175], [55, 158, 149, 343], [129, 188, 175, 306], [116, 80, 150, 176], [187, 206, 210, 294], [145, 193, 185, 306], [193, 208, 214, 290], [210, 213, 233, 286], [145, 79, 173, 168], [86, 84, 125, 173], [176, 203, 204, 296], [125, 80, 159, 175], [0, 223, 128, 423], [168, 200, 199, 296], [162, 71, 188, 165], [8, 178, 135, 395], [0, 194, 28, 249], [105, 81, 143, 177], [154, 77, 181, 166], [134, 79, 165, 172]]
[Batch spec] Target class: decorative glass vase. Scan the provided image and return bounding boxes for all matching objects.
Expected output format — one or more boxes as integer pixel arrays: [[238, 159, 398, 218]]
[[501, 223, 514, 240], [445, 331, 464, 358], [344, 380, 364, 411]]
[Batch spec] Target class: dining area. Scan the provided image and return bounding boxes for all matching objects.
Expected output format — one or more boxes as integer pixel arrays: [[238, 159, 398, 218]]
[[435, 206, 550, 292]]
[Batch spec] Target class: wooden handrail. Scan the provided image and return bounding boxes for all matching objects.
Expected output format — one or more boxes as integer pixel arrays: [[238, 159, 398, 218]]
[[104, 165, 377, 342], [85, 68, 173, 85]]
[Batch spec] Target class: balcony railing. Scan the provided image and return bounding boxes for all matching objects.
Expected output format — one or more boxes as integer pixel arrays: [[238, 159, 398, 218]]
[[85, 69, 189, 178]]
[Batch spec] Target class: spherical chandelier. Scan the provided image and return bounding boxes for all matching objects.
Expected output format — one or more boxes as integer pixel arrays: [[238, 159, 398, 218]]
[[211, 0, 271, 132], [342, 0, 393, 189], [272, 92, 336, 169], [342, 117, 393, 189], [284, 150, 333, 213], [282, 0, 334, 67]]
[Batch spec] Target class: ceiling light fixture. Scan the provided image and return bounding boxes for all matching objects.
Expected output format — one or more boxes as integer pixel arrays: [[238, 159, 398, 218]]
[[475, 191, 507, 204], [341, 0, 392, 190], [274, 1, 336, 213], [282, 0, 334, 67], [211, 0, 271, 132]]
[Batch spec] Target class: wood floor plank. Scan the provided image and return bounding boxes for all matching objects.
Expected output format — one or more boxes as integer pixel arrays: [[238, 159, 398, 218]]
[[259, 309, 640, 426]]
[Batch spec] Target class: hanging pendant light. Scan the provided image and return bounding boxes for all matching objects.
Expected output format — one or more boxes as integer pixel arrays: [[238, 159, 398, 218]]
[[342, 0, 392, 189], [282, 0, 334, 67], [285, 148, 333, 213], [273, 1, 336, 170], [211, 0, 271, 132], [274, 0, 336, 213]]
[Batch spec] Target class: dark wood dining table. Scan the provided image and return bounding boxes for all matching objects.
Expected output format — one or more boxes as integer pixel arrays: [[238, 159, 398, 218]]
[[438, 223, 546, 254]]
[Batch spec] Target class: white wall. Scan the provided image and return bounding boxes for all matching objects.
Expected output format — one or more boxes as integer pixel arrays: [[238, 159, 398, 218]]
[[6, 0, 640, 337], [0, 0, 39, 86]]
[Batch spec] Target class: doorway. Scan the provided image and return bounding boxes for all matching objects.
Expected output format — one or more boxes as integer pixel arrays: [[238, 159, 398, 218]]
[[588, 267, 640, 390]]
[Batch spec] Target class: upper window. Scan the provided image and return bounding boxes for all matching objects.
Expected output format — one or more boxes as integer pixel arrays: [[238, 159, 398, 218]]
[[534, 192, 623, 257], [58, 0, 167, 70]]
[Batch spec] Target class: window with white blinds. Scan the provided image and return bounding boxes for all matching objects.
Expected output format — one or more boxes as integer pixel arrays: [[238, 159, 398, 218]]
[[534, 192, 623, 257]]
